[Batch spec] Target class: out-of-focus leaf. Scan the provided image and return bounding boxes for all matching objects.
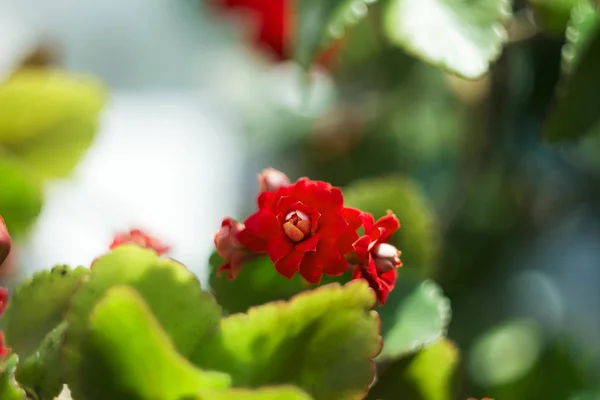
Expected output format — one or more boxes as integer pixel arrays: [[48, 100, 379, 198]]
[[73, 285, 231, 400], [186, 386, 314, 400], [343, 176, 440, 278], [0, 68, 105, 179], [468, 320, 543, 387], [191, 280, 382, 400], [0, 158, 42, 237], [3, 265, 89, 358], [367, 339, 460, 400], [295, 0, 377, 68], [16, 324, 67, 400], [528, 0, 579, 35], [64, 245, 221, 398], [544, 1, 600, 141], [383, 0, 511, 79], [209, 253, 306, 314], [378, 277, 451, 359], [0, 355, 27, 400]]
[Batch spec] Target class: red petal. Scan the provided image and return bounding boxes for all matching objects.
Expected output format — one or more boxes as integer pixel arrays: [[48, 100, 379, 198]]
[[244, 210, 278, 239], [0, 287, 8, 316], [352, 235, 371, 262], [317, 240, 347, 276], [237, 228, 268, 252], [342, 207, 363, 229], [295, 233, 320, 252], [274, 250, 304, 279], [328, 187, 344, 210], [267, 232, 294, 263], [374, 213, 400, 243], [318, 212, 348, 236], [298, 252, 322, 284], [258, 192, 277, 210], [359, 212, 375, 235]]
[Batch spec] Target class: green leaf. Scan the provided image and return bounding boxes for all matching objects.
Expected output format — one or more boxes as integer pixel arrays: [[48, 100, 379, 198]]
[[528, 0, 578, 35], [383, 0, 511, 79], [0, 158, 42, 237], [0, 68, 105, 179], [64, 245, 221, 391], [189, 386, 314, 400], [15, 324, 67, 400], [2, 265, 89, 358], [544, 1, 600, 141], [367, 339, 460, 400], [294, 0, 376, 68], [378, 277, 451, 360], [74, 285, 231, 400], [209, 253, 307, 314], [192, 280, 382, 400], [0, 355, 27, 400], [343, 176, 440, 278]]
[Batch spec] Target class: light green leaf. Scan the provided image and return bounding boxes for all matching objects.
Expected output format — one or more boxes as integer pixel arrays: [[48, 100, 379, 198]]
[[0, 68, 105, 179], [2, 265, 89, 358], [15, 324, 67, 400], [192, 280, 382, 400], [367, 339, 460, 400], [64, 245, 221, 392], [209, 253, 307, 314], [343, 176, 440, 278], [189, 386, 314, 400], [74, 285, 230, 400], [544, 0, 600, 141], [0, 158, 42, 237], [295, 0, 377, 68], [378, 277, 451, 359], [0, 355, 27, 400], [384, 0, 511, 79]]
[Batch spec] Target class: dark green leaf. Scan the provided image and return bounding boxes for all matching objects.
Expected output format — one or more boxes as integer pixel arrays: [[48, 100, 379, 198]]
[[544, 1, 600, 141], [192, 280, 382, 400]]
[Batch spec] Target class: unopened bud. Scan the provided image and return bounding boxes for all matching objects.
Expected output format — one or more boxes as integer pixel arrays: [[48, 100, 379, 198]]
[[372, 243, 401, 273], [0, 216, 11, 268], [258, 168, 290, 193], [214, 218, 245, 260]]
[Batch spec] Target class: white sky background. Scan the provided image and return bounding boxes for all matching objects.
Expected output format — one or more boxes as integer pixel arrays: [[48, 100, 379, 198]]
[[1, 0, 249, 283]]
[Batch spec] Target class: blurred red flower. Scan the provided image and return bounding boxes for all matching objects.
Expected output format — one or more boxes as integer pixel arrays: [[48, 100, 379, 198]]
[[109, 229, 170, 256], [212, 0, 341, 66], [0, 287, 10, 358], [351, 212, 402, 305], [0, 215, 11, 269], [214, 218, 260, 279], [237, 177, 361, 283]]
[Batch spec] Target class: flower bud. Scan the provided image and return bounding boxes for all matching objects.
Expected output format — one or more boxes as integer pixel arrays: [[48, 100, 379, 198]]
[[214, 218, 245, 260], [258, 168, 290, 193], [110, 229, 170, 255], [372, 243, 402, 273], [0, 216, 11, 269]]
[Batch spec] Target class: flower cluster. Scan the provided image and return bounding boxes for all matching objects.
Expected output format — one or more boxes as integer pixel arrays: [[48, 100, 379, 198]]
[[214, 169, 402, 304], [109, 228, 170, 256]]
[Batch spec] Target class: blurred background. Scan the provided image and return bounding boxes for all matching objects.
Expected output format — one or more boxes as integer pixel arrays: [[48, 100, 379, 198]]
[[1, 0, 600, 399]]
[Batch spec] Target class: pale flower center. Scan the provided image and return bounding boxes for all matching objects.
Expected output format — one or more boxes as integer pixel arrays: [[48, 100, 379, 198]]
[[283, 210, 311, 242]]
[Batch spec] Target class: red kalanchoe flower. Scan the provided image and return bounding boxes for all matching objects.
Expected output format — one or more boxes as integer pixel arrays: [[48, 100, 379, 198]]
[[214, 218, 259, 279], [211, 0, 342, 67], [0, 215, 11, 268], [109, 228, 170, 255], [350, 211, 402, 305], [0, 332, 10, 358], [238, 176, 361, 283]]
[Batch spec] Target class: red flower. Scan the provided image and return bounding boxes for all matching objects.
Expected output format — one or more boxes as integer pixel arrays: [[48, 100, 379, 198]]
[[214, 218, 259, 279], [350, 212, 402, 305], [212, 0, 342, 66], [0, 287, 10, 358], [238, 177, 361, 283], [0, 215, 11, 268], [109, 229, 170, 256]]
